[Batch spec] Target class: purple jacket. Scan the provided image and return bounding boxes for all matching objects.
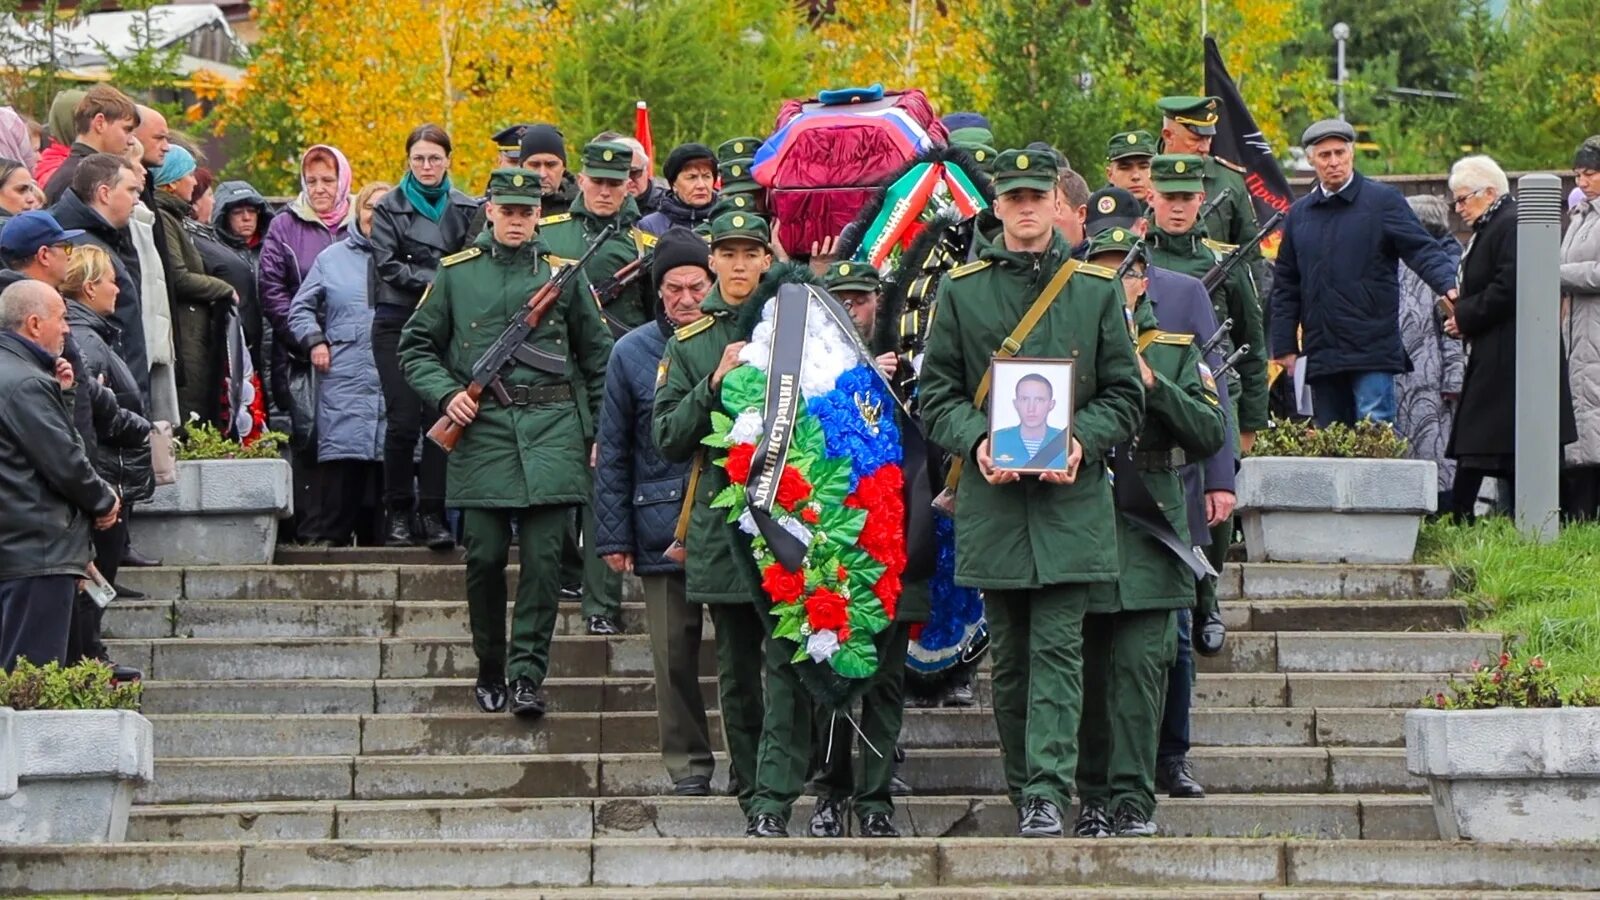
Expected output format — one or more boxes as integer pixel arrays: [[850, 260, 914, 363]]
[[258, 204, 348, 404]]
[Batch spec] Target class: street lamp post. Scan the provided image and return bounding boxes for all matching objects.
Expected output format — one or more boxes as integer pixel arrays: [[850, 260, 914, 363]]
[[1333, 22, 1350, 121]]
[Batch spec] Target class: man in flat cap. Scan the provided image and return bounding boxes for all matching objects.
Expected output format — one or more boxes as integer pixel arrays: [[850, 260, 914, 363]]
[[1268, 119, 1458, 427]]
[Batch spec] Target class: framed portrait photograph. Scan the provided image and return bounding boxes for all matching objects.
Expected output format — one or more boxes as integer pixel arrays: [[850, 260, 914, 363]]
[[987, 356, 1076, 473]]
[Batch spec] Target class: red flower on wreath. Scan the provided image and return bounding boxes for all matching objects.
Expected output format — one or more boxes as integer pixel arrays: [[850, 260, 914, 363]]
[[776, 465, 812, 511], [725, 443, 756, 484], [873, 572, 901, 619], [805, 587, 849, 633], [802, 506, 820, 525], [761, 563, 806, 604]]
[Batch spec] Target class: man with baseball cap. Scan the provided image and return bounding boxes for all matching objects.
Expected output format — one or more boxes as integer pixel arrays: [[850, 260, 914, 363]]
[[919, 147, 1144, 838], [0, 211, 83, 290]]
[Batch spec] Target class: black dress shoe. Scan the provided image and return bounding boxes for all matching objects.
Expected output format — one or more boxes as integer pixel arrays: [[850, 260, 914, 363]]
[[1073, 803, 1112, 837], [474, 671, 507, 713], [888, 772, 912, 796], [586, 614, 622, 636], [1196, 609, 1227, 657], [102, 659, 142, 681], [673, 775, 711, 796], [1157, 757, 1206, 798], [807, 797, 844, 837], [384, 512, 416, 547], [121, 547, 162, 567], [746, 812, 788, 838], [418, 510, 454, 551], [559, 583, 584, 599], [858, 811, 900, 837], [1018, 797, 1064, 838], [509, 677, 545, 718], [1112, 804, 1158, 837], [113, 583, 147, 601], [943, 677, 976, 707]]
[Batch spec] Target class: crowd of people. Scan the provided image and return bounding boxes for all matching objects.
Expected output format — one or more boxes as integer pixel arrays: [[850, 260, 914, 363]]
[[1, 79, 1598, 843]]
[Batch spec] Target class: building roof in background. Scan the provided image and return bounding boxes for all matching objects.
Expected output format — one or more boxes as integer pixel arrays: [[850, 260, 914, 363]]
[[3, 3, 245, 76]]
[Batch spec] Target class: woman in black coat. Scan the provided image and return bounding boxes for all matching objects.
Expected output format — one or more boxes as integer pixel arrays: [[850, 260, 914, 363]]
[[1444, 155, 1577, 519], [367, 123, 479, 549]]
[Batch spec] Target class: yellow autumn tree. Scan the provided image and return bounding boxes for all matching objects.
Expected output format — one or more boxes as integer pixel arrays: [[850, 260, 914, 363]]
[[222, 0, 566, 195], [814, 0, 990, 115]]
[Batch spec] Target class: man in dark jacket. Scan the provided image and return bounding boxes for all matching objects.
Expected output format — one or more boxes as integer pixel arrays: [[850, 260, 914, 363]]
[[593, 226, 716, 795], [51, 154, 150, 404], [41, 85, 138, 206], [0, 279, 121, 670], [1269, 120, 1459, 427]]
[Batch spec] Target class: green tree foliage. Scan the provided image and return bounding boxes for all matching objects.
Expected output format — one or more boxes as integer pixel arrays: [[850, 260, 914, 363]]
[[0, 0, 97, 116], [549, 0, 816, 151]]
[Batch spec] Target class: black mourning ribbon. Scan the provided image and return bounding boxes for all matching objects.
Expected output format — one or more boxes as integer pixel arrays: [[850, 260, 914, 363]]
[[1111, 443, 1217, 580]]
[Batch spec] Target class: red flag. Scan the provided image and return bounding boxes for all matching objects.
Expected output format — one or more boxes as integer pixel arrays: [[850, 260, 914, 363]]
[[634, 100, 654, 174]]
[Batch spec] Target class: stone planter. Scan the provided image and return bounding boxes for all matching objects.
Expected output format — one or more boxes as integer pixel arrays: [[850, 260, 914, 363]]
[[1406, 707, 1600, 843], [1235, 457, 1436, 564], [129, 458, 292, 565], [0, 709, 153, 843]]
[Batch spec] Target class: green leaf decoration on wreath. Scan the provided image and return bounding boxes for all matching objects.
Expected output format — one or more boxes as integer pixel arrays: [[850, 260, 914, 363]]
[[720, 365, 766, 418], [816, 505, 867, 548], [830, 630, 880, 680]]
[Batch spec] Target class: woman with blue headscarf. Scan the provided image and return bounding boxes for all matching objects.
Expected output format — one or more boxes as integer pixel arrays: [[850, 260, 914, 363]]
[[153, 143, 237, 426]]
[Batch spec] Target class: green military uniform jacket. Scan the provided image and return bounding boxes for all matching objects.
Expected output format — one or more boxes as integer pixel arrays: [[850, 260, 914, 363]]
[[652, 285, 758, 606], [1202, 155, 1260, 249], [1147, 225, 1269, 433], [919, 224, 1145, 590], [539, 195, 655, 333], [398, 231, 613, 508], [1100, 307, 1227, 613]]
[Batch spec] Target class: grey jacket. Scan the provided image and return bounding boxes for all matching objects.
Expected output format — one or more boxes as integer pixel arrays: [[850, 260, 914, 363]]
[[0, 331, 118, 580], [1562, 197, 1600, 466], [285, 232, 385, 462]]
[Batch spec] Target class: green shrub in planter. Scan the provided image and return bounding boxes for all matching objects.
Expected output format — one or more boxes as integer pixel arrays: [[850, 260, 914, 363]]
[[176, 421, 289, 462], [0, 659, 142, 711], [1249, 417, 1409, 459], [1421, 650, 1600, 710]]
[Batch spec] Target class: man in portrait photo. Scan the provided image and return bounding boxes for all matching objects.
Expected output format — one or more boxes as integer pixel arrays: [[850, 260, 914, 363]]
[[991, 372, 1067, 470]]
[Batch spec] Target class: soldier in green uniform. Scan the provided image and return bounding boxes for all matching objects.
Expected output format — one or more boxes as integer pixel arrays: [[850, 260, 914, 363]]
[[1104, 130, 1158, 207], [651, 211, 779, 825], [542, 141, 658, 636], [803, 260, 926, 839], [399, 169, 613, 718], [919, 148, 1145, 837], [1157, 96, 1259, 249], [1071, 226, 1226, 838]]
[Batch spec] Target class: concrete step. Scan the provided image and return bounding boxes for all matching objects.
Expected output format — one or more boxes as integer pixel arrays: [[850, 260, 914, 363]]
[[8, 839, 1599, 894], [136, 747, 1421, 805], [137, 672, 1460, 716], [106, 596, 1470, 641], [143, 707, 1410, 759], [106, 631, 1497, 682], [118, 561, 1454, 604], [69, 891, 1600, 900], [126, 793, 1437, 842]]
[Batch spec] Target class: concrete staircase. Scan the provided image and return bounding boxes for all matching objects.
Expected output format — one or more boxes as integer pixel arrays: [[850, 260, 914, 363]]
[[6, 551, 1599, 895]]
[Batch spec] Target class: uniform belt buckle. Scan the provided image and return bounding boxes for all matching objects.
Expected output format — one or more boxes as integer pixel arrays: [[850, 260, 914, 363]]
[[507, 384, 532, 405]]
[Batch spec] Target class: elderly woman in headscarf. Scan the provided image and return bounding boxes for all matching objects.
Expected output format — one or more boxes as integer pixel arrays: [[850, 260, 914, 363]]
[[32, 89, 83, 187], [152, 143, 238, 426], [1561, 136, 1600, 519], [0, 108, 38, 175], [1394, 194, 1464, 511]]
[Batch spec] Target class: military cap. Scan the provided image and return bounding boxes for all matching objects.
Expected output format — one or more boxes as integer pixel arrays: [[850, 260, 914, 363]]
[[1085, 226, 1140, 261], [948, 125, 995, 149], [823, 260, 881, 294], [990, 148, 1059, 195], [717, 136, 763, 163], [963, 144, 998, 172], [708, 210, 771, 248], [1150, 154, 1206, 194], [487, 167, 542, 206], [1085, 186, 1142, 234], [1301, 118, 1356, 148], [1157, 96, 1221, 135], [1107, 130, 1157, 161], [719, 157, 760, 194], [708, 191, 762, 219], [492, 124, 530, 158], [581, 141, 633, 180]]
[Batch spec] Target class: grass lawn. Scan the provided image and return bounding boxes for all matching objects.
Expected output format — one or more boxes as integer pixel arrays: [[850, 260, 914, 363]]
[[1418, 519, 1600, 689]]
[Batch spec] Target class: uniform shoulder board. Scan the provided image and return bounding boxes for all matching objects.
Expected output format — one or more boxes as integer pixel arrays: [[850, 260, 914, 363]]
[[1214, 155, 1246, 174], [948, 259, 991, 279], [1152, 331, 1194, 346], [1201, 238, 1238, 255], [674, 316, 715, 341], [440, 247, 481, 267], [633, 228, 657, 250], [539, 212, 572, 226], [546, 254, 577, 268], [1076, 263, 1116, 279]]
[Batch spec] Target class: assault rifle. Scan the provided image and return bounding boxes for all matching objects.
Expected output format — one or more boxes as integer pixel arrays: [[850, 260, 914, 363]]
[[1197, 188, 1231, 225], [1199, 317, 1235, 359], [1112, 242, 1147, 281], [590, 250, 651, 339], [1210, 343, 1251, 381], [425, 223, 617, 453], [1199, 210, 1284, 295]]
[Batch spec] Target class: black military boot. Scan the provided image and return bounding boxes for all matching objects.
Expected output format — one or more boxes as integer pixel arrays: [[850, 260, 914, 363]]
[[1157, 757, 1205, 798], [1112, 804, 1158, 837], [808, 797, 845, 837], [417, 508, 454, 551], [509, 677, 545, 718], [474, 668, 507, 713], [384, 509, 415, 547], [1073, 802, 1112, 837], [1018, 797, 1064, 838], [858, 811, 900, 837]]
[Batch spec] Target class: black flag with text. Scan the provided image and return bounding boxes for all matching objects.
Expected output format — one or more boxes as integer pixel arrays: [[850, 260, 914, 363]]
[[1204, 34, 1292, 257]]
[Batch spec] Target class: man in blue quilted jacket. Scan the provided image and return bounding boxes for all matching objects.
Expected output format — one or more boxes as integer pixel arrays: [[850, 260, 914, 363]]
[[593, 226, 719, 796]]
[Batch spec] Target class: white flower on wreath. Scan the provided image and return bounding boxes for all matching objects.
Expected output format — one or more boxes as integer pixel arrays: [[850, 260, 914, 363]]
[[737, 295, 857, 400], [806, 629, 840, 662], [728, 410, 765, 445]]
